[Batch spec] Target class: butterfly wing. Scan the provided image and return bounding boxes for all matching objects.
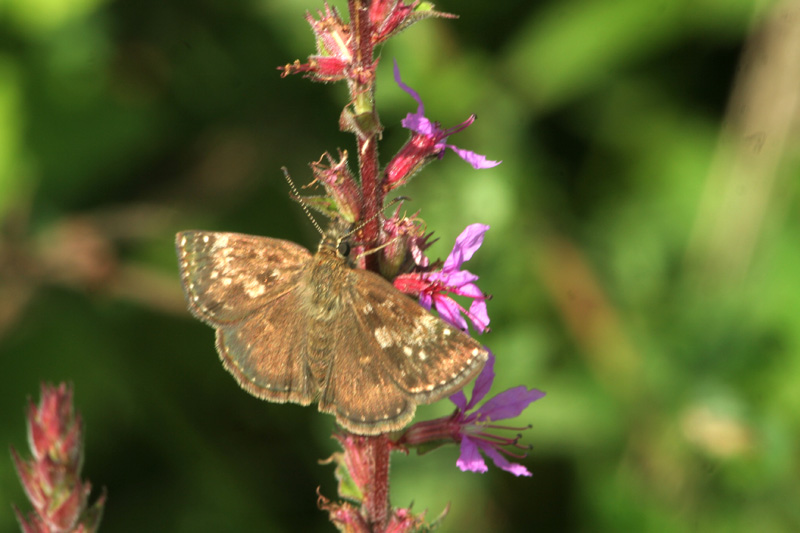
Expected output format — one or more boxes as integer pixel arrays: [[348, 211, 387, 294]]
[[322, 268, 487, 434], [176, 230, 316, 404], [215, 296, 316, 405], [316, 304, 416, 435], [176, 231, 311, 325]]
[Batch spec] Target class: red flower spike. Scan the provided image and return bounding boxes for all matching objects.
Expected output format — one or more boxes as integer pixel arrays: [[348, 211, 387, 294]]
[[12, 382, 105, 533], [11, 447, 46, 509], [46, 479, 87, 531], [14, 507, 48, 533]]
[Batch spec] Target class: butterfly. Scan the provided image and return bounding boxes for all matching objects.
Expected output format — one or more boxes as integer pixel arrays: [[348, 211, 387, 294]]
[[175, 222, 488, 435]]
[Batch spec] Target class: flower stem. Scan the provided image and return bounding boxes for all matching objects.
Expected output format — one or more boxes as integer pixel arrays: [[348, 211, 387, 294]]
[[363, 435, 391, 531]]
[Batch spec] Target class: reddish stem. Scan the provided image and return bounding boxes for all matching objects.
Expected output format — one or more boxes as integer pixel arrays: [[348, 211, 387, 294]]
[[363, 435, 391, 531], [348, 0, 382, 271], [344, 4, 390, 531]]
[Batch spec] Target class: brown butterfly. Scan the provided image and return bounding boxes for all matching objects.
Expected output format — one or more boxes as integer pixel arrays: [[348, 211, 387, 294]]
[[175, 222, 488, 435]]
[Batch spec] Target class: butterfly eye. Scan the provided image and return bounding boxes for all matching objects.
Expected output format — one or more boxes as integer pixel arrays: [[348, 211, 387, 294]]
[[337, 241, 351, 257]]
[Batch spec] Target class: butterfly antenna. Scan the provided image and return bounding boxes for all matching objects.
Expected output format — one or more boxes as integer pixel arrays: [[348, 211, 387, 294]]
[[342, 196, 411, 242], [355, 236, 402, 260], [282, 167, 324, 236]]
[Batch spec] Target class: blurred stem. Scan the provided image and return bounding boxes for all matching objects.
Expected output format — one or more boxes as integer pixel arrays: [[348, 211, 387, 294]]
[[686, 1, 800, 285], [534, 232, 641, 402]]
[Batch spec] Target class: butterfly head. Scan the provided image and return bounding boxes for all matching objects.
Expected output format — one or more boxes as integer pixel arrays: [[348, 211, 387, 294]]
[[318, 217, 357, 262]]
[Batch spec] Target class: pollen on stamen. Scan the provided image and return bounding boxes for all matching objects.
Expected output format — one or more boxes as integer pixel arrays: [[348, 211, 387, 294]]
[[471, 348, 480, 356]]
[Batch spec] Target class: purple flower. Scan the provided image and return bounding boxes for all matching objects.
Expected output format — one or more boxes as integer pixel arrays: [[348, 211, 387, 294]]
[[450, 352, 546, 476], [382, 61, 500, 191], [420, 223, 491, 334], [394, 223, 491, 333], [397, 351, 546, 477], [394, 60, 500, 170]]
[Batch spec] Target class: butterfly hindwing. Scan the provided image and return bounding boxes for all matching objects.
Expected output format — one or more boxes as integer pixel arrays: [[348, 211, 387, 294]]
[[176, 231, 311, 325], [215, 285, 316, 406], [319, 300, 416, 434], [346, 269, 488, 404]]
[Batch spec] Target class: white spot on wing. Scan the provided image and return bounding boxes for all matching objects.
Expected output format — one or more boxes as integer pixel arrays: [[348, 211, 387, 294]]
[[213, 234, 229, 251], [374, 327, 392, 349], [243, 278, 266, 298]]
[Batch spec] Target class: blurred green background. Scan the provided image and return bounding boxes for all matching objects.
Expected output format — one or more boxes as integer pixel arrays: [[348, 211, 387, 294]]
[[1, 0, 798, 531]]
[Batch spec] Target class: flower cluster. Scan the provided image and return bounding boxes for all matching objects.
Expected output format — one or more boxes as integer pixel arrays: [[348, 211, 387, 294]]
[[394, 223, 491, 334], [11, 383, 105, 533], [396, 228, 546, 476]]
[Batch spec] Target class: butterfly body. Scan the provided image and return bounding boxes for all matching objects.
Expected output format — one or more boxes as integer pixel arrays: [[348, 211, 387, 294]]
[[176, 228, 487, 435]]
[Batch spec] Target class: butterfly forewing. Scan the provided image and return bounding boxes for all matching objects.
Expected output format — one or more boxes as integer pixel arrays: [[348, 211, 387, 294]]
[[176, 231, 311, 325], [348, 269, 488, 403]]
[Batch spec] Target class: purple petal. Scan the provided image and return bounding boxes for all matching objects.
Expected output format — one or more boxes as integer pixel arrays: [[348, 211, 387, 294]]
[[456, 437, 488, 473], [401, 113, 437, 137], [468, 299, 490, 332], [455, 280, 484, 298], [434, 295, 469, 331], [426, 269, 479, 288], [419, 292, 433, 311], [477, 441, 532, 477], [448, 145, 502, 170], [450, 389, 468, 412], [467, 351, 496, 409], [393, 59, 424, 115], [443, 224, 489, 271], [476, 386, 546, 422]]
